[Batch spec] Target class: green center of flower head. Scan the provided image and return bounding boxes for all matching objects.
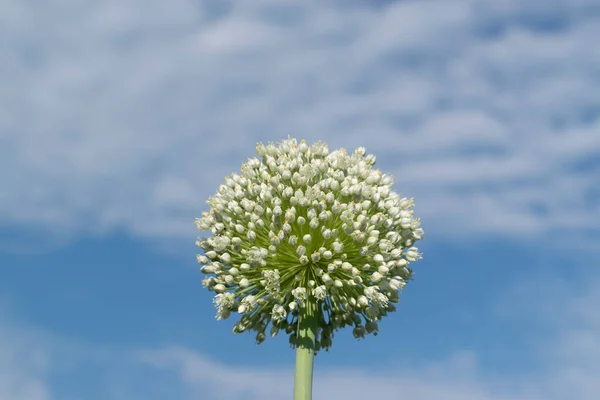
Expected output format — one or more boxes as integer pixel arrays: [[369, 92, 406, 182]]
[[195, 137, 424, 352]]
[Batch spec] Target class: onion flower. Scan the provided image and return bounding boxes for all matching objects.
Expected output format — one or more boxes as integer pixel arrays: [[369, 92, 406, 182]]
[[195, 137, 424, 399]]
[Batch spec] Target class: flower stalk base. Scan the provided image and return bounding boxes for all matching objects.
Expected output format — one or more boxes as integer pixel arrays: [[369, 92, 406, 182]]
[[293, 299, 318, 400]]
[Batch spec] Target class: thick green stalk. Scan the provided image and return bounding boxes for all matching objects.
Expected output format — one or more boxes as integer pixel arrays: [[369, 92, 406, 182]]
[[293, 299, 317, 400]]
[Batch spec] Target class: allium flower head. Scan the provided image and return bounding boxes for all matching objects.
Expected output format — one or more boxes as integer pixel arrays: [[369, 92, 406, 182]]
[[195, 137, 424, 352]]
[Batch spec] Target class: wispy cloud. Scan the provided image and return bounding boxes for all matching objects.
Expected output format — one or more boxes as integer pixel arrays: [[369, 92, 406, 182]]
[[0, 305, 50, 400], [2, 0, 599, 249], [138, 347, 532, 400]]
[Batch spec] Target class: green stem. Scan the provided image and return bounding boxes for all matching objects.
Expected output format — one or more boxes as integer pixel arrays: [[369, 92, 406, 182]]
[[293, 299, 317, 400]]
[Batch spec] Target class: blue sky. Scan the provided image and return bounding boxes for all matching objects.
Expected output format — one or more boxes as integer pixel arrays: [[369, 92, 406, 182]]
[[1, 0, 600, 399]]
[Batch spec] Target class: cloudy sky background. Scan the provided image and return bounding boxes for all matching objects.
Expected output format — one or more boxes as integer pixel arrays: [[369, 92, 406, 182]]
[[2, 0, 600, 399]]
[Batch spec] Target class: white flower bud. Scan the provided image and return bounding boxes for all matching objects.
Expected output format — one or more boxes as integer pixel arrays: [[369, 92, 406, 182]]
[[353, 325, 366, 338], [378, 265, 389, 274], [371, 272, 383, 283], [292, 287, 307, 301], [299, 141, 309, 153], [296, 245, 306, 256], [256, 143, 266, 156], [309, 218, 319, 229], [202, 277, 216, 288], [357, 295, 369, 308], [332, 241, 344, 254], [351, 230, 365, 242], [200, 265, 216, 274], [389, 278, 405, 291], [213, 222, 225, 233], [271, 305, 287, 321], [214, 284, 226, 293], [390, 248, 402, 258], [400, 217, 412, 229], [406, 247, 420, 262], [312, 285, 327, 300], [283, 223, 292, 234], [270, 234, 280, 246], [364, 286, 377, 299], [311, 252, 321, 263], [365, 321, 378, 333], [365, 305, 379, 319]]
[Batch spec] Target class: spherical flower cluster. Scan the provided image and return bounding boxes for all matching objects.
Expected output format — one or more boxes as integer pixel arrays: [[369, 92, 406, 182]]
[[195, 137, 424, 352]]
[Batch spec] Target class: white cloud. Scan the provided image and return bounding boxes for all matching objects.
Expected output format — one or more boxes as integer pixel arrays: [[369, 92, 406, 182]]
[[138, 347, 535, 400], [0, 305, 50, 400], [1, 0, 599, 249]]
